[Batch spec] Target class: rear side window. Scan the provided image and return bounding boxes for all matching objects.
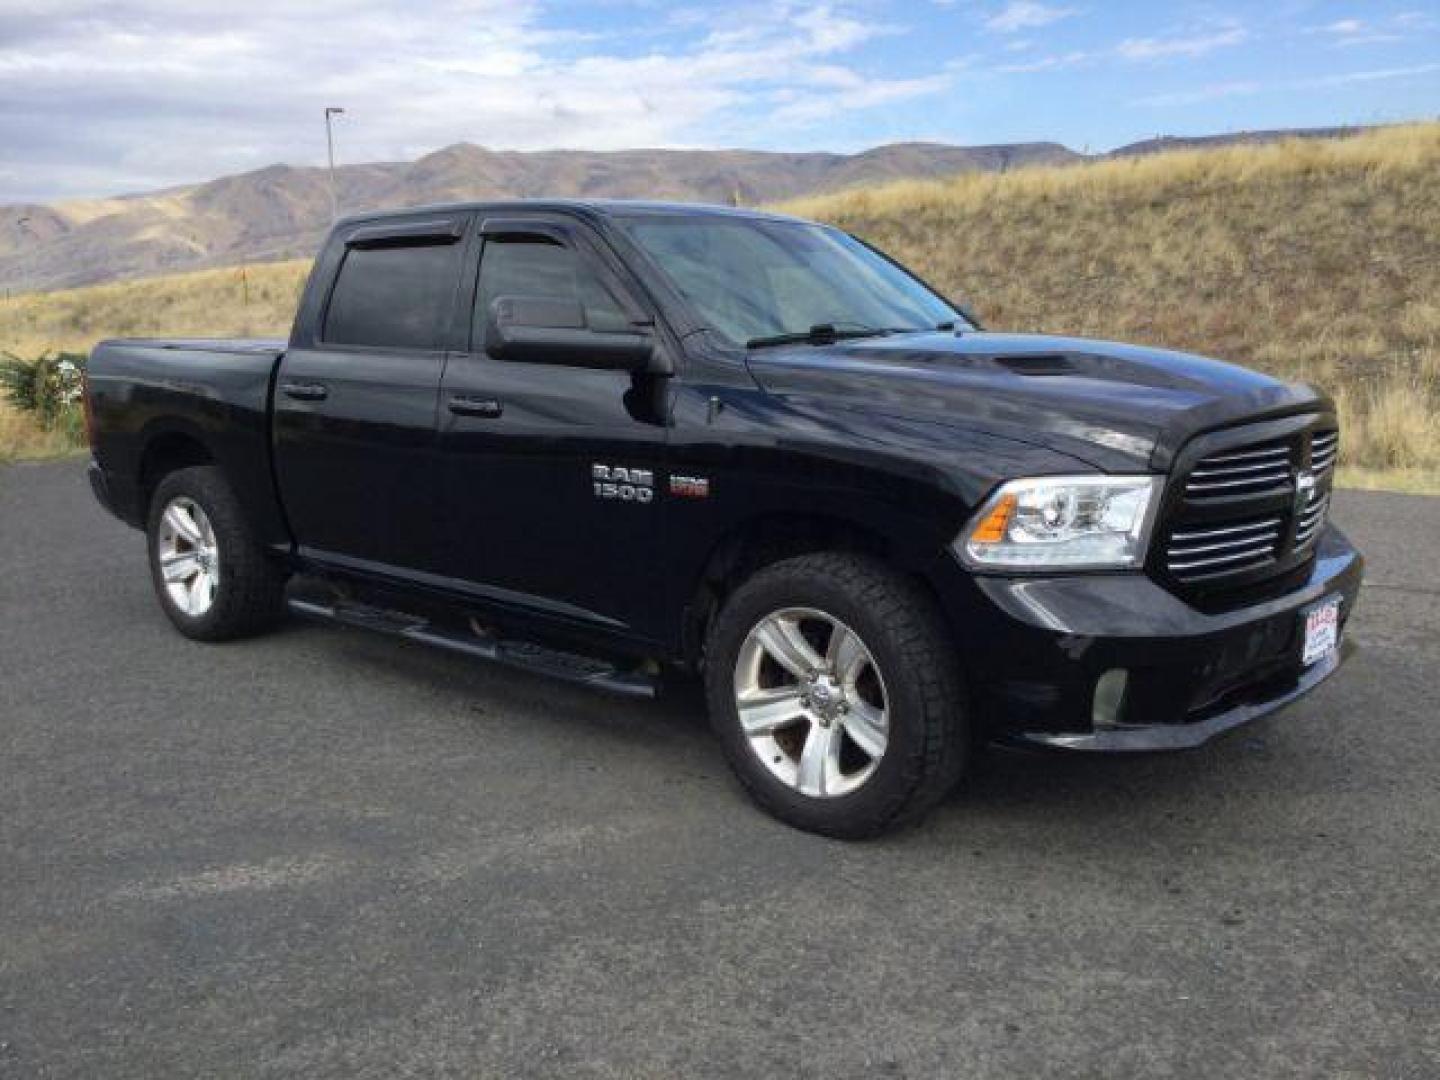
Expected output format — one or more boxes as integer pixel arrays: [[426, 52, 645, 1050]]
[[474, 237, 630, 345], [323, 241, 463, 349]]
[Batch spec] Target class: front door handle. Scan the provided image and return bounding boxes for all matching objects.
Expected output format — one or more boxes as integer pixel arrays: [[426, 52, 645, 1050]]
[[281, 381, 328, 402], [448, 395, 503, 419]]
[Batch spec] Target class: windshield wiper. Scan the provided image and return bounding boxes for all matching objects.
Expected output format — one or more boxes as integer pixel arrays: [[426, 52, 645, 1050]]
[[746, 323, 894, 349]]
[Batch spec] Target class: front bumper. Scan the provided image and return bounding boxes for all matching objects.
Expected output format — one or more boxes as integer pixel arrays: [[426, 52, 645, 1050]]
[[933, 524, 1364, 752]]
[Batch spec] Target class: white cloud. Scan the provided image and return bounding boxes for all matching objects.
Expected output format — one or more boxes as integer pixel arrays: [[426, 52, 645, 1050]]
[[1304, 12, 1438, 45], [1116, 25, 1246, 60], [1133, 62, 1440, 106], [0, 1, 955, 203], [1303, 61, 1440, 87], [984, 2, 1077, 34], [996, 50, 1092, 73], [1395, 11, 1440, 29]]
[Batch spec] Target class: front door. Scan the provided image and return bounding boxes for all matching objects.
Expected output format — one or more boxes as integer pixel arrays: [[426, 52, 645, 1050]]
[[436, 216, 668, 641], [273, 214, 469, 574]]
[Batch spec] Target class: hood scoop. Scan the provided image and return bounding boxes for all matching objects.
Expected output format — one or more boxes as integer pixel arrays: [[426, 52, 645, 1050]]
[[993, 354, 1077, 376]]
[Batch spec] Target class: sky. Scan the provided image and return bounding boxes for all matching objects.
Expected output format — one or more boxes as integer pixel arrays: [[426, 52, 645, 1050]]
[[1, 0, 1437, 205]]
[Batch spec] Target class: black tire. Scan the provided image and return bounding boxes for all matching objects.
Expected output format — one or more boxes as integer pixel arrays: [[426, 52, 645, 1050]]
[[704, 552, 968, 838], [146, 465, 287, 641]]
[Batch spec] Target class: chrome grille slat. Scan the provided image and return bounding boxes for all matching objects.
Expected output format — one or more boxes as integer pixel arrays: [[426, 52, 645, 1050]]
[[1310, 430, 1339, 474], [1169, 542, 1281, 572], [1168, 530, 1281, 557], [1185, 472, 1291, 493], [1190, 459, 1296, 479], [1196, 446, 1292, 466], [1170, 517, 1282, 543], [1293, 493, 1331, 547]]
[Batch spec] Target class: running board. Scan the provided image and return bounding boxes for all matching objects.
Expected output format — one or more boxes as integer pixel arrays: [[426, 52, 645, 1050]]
[[286, 597, 659, 698]]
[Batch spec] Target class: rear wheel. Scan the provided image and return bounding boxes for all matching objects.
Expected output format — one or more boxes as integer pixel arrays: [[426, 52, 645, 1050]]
[[705, 552, 968, 838], [146, 466, 286, 641]]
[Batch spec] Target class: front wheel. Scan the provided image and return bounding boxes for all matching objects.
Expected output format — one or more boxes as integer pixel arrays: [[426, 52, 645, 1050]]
[[146, 466, 286, 641], [705, 553, 968, 838]]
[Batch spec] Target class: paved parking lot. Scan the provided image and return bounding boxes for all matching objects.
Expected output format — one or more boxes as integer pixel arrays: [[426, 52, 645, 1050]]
[[2, 459, 1437, 1078]]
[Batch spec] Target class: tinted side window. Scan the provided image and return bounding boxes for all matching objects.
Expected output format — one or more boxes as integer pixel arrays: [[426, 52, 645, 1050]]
[[323, 241, 462, 349], [475, 237, 629, 345]]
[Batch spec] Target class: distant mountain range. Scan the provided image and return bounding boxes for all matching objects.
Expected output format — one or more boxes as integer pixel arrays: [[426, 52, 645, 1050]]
[[0, 125, 1367, 294]]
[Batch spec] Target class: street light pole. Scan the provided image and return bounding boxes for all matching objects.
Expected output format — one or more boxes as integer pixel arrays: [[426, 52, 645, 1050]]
[[324, 107, 345, 222], [15, 215, 32, 297]]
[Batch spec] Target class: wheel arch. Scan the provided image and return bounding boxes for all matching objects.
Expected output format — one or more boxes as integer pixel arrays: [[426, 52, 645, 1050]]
[[679, 509, 948, 668], [137, 423, 217, 518]]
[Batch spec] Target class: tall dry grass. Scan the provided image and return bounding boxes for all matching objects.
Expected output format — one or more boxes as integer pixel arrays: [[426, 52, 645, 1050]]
[[0, 402, 77, 459], [783, 122, 1440, 491]]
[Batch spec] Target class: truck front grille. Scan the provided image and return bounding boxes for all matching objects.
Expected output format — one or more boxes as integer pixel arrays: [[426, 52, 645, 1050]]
[[1166, 516, 1283, 582], [1158, 418, 1338, 604]]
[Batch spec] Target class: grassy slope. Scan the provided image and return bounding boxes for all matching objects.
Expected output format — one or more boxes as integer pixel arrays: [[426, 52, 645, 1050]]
[[3, 124, 1437, 488], [0, 259, 311, 357]]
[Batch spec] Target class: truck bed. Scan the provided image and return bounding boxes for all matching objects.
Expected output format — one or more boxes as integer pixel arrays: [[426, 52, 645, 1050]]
[[86, 337, 290, 547]]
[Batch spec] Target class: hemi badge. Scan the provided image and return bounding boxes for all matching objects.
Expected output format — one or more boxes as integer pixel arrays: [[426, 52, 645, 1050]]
[[669, 475, 711, 499]]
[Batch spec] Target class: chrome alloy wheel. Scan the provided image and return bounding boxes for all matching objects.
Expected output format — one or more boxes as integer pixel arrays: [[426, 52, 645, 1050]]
[[156, 496, 220, 617], [734, 607, 890, 798]]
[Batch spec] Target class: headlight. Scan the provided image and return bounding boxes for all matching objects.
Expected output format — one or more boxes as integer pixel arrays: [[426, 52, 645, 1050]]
[[958, 475, 1162, 570]]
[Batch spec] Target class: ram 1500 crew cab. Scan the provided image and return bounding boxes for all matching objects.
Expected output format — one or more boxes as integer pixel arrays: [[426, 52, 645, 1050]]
[[85, 200, 1363, 836]]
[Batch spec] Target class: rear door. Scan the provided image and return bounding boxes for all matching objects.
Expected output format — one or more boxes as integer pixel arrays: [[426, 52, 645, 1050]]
[[273, 214, 469, 574], [435, 214, 670, 640]]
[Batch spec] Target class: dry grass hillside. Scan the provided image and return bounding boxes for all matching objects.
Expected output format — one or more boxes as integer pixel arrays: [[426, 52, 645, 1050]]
[[0, 260, 310, 358], [783, 122, 1440, 492], [3, 123, 1437, 490]]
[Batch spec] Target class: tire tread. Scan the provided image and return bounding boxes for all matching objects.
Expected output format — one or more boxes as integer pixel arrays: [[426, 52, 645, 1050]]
[[705, 552, 967, 838], [147, 466, 286, 641]]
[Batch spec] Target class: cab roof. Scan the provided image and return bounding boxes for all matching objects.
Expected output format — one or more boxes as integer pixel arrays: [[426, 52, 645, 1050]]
[[334, 198, 813, 230]]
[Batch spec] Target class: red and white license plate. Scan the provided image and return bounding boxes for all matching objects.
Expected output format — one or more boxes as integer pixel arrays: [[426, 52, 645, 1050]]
[[1301, 596, 1341, 666]]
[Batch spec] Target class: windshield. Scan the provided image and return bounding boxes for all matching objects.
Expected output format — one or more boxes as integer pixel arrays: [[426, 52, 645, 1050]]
[[616, 216, 965, 347]]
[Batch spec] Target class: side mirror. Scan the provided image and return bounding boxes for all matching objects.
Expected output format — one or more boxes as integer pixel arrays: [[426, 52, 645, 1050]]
[[485, 296, 657, 372]]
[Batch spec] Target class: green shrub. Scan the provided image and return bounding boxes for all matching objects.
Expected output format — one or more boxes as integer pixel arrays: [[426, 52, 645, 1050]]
[[0, 351, 87, 431]]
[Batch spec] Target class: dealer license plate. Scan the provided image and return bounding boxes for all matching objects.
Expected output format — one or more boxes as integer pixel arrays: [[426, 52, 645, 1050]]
[[1301, 596, 1341, 666]]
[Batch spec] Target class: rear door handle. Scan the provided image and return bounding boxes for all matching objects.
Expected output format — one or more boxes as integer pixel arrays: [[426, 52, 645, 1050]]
[[448, 395, 503, 418], [281, 381, 328, 402]]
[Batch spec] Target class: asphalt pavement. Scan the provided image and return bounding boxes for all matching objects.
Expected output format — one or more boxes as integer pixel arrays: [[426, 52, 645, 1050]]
[[1, 458, 1437, 1078]]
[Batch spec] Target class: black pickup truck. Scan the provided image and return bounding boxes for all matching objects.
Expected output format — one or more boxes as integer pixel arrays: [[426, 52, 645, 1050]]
[[85, 200, 1363, 837]]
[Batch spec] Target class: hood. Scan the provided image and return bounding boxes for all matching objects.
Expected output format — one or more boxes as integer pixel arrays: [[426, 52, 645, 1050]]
[[744, 331, 1328, 472]]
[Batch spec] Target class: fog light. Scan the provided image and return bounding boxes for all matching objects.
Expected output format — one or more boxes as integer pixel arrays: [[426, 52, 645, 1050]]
[[1092, 669, 1129, 730]]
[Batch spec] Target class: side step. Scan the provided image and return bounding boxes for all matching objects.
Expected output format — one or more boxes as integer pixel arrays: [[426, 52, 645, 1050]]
[[287, 597, 659, 699]]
